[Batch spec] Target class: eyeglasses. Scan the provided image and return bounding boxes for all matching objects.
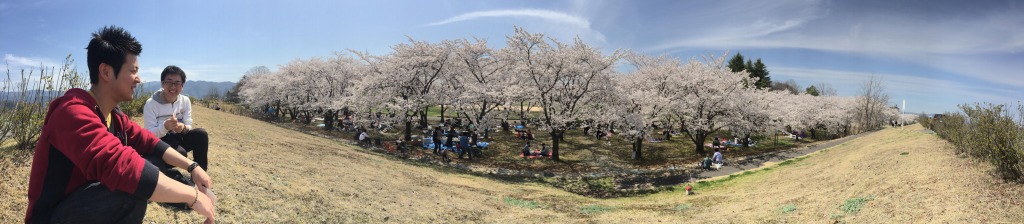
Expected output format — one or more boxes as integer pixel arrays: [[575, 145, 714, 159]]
[[162, 81, 183, 87]]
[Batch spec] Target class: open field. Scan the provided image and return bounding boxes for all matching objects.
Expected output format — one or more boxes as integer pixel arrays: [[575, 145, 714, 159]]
[[2, 106, 1022, 222]]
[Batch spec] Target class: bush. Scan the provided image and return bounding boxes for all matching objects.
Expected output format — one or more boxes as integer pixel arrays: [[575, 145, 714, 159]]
[[932, 103, 1024, 182], [2, 54, 87, 149], [119, 89, 152, 118], [916, 113, 931, 130]]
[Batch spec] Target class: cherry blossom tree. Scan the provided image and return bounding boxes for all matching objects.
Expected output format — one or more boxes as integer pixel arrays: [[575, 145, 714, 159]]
[[612, 52, 683, 160], [350, 38, 453, 141], [500, 26, 621, 161], [444, 38, 512, 135], [669, 53, 755, 155]]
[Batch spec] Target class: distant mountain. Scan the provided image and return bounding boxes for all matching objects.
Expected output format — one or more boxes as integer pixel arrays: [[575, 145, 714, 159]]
[[0, 90, 64, 103], [139, 80, 237, 99], [1, 80, 236, 103]]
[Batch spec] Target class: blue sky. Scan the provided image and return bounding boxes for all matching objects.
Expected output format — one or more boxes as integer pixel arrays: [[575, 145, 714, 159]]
[[1, 0, 1022, 114]]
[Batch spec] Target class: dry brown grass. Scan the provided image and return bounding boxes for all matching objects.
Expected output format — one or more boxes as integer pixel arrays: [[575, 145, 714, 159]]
[[2, 106, 1022, 223]]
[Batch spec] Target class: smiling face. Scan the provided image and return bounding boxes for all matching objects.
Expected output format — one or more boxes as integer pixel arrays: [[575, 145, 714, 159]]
[[111, 54, 140, 102], [161, 73, 184, 102]]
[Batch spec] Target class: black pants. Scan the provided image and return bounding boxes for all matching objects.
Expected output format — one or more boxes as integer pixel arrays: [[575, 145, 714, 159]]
[[160, 128, 209, 171], [48, 182, 148, 224], [433, 140, 441, 154]]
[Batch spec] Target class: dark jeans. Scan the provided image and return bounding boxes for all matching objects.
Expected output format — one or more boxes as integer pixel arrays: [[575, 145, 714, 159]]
[[160, 128, 209, 171], [48, 182, 147, 224], [433, 140, 441, 154]]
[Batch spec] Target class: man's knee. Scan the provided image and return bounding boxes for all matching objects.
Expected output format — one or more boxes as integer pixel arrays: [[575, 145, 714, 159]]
[[50, 182, 147, 223], [188, 128, 209, 142]]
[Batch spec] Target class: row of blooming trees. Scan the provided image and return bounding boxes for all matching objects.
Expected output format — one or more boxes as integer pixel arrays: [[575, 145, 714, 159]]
[[238, 27, 901, 160]]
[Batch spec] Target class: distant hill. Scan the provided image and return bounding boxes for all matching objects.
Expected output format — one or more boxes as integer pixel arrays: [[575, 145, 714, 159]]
[[1, 80, 236, 103], [139, 80, 236, 99]]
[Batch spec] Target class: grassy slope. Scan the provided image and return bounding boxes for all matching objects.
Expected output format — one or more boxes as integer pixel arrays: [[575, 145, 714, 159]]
[[2, 106, 1022, 223]]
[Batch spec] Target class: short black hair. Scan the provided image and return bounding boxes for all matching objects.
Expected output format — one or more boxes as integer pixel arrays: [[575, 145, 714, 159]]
[[160, 65, 187, 83], [86, 25, 142, 84]]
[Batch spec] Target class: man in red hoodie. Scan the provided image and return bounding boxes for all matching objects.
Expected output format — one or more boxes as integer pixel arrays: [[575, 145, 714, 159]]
[[26, 26, 215, 223]]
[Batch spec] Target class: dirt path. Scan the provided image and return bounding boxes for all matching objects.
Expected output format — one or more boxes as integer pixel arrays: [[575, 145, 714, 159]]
[[696, 132, 868, 180], [3, 107, 1022, 223]]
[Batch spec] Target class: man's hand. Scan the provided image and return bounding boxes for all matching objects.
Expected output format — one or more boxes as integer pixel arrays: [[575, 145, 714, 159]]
[[191, 167, 214, 223], [164, 116, 178, 132], [191, 166, 213, 192], [191, 189, 215, 223], [175, 123, 186, 133]]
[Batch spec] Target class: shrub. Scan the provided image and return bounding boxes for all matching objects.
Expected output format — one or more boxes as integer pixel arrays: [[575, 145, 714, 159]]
[[2, 54, 87, 149], [916, 113, 931, 130], [119, 89, 151, 117], [932, 103, 1024, 182]]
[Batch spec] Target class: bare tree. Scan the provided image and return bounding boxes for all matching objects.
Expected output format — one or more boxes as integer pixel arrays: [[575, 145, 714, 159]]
[[857, 75, 890, 132], [814, 82, 838, 96]]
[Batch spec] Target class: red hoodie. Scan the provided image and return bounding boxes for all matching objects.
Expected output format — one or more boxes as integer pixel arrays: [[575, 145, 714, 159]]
[[26, 88, 170, 223]]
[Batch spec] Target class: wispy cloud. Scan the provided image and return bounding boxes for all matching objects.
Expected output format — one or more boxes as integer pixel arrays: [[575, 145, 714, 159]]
[[4, 54, 59, 69], [773, 66, 1022, 113], [426, 9, 590, 28], [648, 1, 1024, 99], [424, 9, 607, 43], [652, 2, 1024, 55]]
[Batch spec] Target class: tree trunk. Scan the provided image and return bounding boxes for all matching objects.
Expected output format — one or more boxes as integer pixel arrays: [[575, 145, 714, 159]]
[[694, 131, 708, 155], [404, 120, 412, 141], [419, 107, 428, 129], [551, 129, 563, 161], [633, 136, 643, 160], [323, 109, 336, 131], [440, 105, 446, 124]]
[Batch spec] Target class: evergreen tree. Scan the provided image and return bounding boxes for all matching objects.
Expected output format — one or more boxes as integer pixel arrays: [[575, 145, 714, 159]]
[[750, 59, 771, 89], [727, 53, 746, 72], [806, 85, 820, 96]]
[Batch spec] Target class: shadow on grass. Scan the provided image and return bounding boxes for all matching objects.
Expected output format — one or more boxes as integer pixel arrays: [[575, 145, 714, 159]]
[[260, 118, 839, 198]]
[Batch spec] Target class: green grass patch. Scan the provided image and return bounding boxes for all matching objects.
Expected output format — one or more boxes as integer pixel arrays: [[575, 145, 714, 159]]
[[673, 204, 692, 211], [503, 197, 540, 209], [781, 203, 797, 213], [579, 204, 614, 214], [777, 156, 809, 166], [838, 195, 874, 214], [900, 152, 909, 156], [690, 154, 814, 192]]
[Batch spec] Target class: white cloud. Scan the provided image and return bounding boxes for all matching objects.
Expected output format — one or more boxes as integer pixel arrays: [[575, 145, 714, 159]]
[[3, 54, 59, 69], [426, 9, 590, 28], [649, 2, 1024, 91], [772, 66, 1022, 113], [425, 9, 607, 43]]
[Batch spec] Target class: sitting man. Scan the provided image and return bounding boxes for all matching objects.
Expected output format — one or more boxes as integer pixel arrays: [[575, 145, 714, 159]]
[[539, 143, 549, 157], [701, 154, 714, 170], [358, 128, 370, 146], [143, 66, 211, 180], [26, 26, 214, 223], [521, 141, 531, 158], [712, 148, 724, 168]]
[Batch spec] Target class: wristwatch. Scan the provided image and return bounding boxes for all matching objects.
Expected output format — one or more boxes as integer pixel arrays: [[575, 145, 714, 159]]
[[187, 162, 199, 173]]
